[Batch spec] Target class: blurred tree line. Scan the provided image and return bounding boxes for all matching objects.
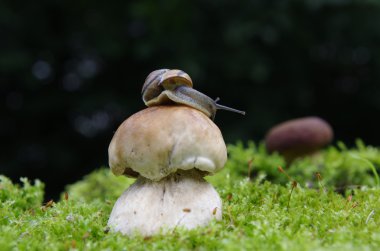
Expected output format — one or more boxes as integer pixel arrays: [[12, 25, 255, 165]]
[[1, 0, 380, 198]]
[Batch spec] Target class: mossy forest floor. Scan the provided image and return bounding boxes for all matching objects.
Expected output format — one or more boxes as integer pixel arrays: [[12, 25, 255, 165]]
[[2, 140, 380, 250]]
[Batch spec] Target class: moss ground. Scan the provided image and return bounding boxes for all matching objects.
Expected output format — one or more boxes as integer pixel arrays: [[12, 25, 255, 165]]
[[1, 140, 380, 250]]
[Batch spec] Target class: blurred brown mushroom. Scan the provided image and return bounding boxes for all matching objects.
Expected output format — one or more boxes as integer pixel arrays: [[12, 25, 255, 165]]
[[265, 116, 333, 161]]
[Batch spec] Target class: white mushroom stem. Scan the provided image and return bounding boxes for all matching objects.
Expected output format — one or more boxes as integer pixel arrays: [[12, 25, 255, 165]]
[[108, 169, 222, 236]]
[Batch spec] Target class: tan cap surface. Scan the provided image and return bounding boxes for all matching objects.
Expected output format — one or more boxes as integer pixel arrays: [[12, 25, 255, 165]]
[[108, 105, 227, 180], [265, 116, 333, 160]]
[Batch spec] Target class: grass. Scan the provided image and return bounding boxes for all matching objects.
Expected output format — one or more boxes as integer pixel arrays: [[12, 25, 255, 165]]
[[1, 140, 380, 250]]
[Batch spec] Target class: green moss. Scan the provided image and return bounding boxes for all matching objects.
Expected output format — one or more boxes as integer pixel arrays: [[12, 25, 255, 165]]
[[62, 169, 134, 203], [226, 139, 380, 189], [0, 176, 44, 213], [2, 141, 380, 250]]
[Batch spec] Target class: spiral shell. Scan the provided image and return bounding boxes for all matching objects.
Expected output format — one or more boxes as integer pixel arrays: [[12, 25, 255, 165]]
[[142, 69, 193, 106], [159, 69, 193, 90], [141, 69, 169, 105]]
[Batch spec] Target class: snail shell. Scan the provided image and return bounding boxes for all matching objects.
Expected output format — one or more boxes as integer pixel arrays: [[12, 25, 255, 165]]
[[159, 69, 193, 90], [141, 69, 169, 104], [141, 69, 245, 119]]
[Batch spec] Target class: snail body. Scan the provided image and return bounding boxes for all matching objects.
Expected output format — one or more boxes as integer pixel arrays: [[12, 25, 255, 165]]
[[142, 69, 245, 119]]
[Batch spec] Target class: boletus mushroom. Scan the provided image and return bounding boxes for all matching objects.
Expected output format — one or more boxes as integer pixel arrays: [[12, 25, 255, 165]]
[[265, 116, 333, 161], [107, 106, 227, 236]]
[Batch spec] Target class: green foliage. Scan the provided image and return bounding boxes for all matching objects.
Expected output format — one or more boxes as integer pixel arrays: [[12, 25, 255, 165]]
[[63, 168, 134, 203], [2, 142, 380, 250], [0, 175, 44, 213], [226, 140, 380, 190]]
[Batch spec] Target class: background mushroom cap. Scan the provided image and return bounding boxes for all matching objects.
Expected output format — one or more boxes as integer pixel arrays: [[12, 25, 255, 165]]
[[265, 117, 333, 160], [108, 106, 227, 180]]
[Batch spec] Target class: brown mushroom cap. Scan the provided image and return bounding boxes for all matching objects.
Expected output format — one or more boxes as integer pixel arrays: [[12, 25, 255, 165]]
[[108, 106, 227, 180], [265, 117, 333, 160]]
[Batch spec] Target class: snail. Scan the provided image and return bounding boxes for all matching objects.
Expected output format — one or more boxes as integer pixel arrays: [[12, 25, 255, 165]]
[[141, 69, 245, 119]]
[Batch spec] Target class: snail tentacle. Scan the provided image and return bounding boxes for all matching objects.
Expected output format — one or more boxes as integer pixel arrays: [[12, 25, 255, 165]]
[[215, 101, 246, 115]]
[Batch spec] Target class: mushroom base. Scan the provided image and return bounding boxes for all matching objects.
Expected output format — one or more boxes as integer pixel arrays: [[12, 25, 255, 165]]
[[107, 169, 222, 236]]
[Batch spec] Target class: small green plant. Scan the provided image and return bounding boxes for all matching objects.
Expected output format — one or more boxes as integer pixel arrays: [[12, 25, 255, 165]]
[[277, 166, 298, 210]]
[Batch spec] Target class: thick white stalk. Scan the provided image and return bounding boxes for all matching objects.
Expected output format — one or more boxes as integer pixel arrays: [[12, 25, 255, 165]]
[[108, 170, 222, 236]]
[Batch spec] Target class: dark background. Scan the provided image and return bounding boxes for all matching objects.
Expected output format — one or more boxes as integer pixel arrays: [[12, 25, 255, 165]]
[[1, 0, 380, 199]]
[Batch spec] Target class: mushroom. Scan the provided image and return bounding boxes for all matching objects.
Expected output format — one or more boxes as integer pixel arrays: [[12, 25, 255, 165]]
[[265, 116, 333, 161], [107, 105, 227, 236]]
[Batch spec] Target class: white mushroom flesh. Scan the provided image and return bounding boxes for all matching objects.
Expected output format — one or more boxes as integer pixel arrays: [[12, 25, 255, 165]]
[[108, 169, 222, 236]]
